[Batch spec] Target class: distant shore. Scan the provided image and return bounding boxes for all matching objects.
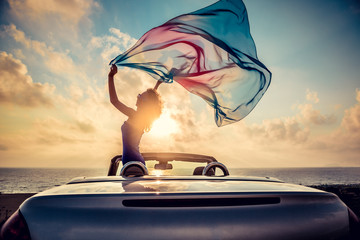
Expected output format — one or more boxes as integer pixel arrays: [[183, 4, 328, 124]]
[[1, 184, 359, 227]]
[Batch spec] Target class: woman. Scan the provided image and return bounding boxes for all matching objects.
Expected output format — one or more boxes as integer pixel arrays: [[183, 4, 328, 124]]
[[108, 65, 163, 176]]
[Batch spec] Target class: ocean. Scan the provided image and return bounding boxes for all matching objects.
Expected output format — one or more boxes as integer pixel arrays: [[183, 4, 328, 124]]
[[0, 167, 359, 193]]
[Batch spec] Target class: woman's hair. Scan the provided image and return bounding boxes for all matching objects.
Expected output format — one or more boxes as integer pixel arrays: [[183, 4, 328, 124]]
[[137, 88, 163, 132]]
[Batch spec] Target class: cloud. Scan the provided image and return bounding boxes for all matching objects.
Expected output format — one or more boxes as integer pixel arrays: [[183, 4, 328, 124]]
[[341, 88, 360, 133], [32, 117, 96, 146], [306, 89, 319, 103], [3, 24, 88, 84], [4, 0, 100, 66], [0, 25, 154, 167], [0, 144, 8, 151], [75, 120, 96, 133], [13, 49, 25, 59], [67, 84, 84, 101], [234, 90, 337, 145], [8, 0, 97, 26], [296, 89, 360, 156], [1, 7, 358, 168], [109, 28, 137, 49], [298, 103, 336, 125], [294, 89, 336, 125], [244, 117, 310, 144], [170, 108, 201, 142], [4, 25, 75, 72], [0, 51, 54, 107], [88, 27, 137, 62], [225, 88, 358, 166], [0, 77, 127, 167], [2, 24, 30, 47]]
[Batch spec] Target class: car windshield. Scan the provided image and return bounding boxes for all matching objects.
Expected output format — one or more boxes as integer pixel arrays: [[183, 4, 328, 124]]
[[109, 153, 229, 177], [145, 160, 207, 176]]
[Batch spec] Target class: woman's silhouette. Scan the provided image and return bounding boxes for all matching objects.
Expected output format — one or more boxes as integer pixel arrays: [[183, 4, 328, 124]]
[[108, 65, 163, 176]]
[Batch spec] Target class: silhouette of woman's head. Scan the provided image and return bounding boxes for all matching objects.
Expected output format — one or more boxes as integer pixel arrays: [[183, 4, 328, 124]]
[[136, 88, 163, 132]]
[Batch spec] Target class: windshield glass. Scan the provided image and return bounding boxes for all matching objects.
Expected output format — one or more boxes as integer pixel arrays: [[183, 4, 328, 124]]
[[145, 160, 207, 176]]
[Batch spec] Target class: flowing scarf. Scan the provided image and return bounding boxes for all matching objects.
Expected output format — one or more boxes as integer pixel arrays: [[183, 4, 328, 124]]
[[110, 0, 271, 126]]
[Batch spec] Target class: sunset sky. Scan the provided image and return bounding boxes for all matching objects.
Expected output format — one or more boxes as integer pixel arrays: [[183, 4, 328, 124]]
[[0, 0, 359, 168]]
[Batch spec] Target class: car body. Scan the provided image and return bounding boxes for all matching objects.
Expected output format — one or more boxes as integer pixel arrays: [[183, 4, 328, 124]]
[[1, 153, 359, 240]]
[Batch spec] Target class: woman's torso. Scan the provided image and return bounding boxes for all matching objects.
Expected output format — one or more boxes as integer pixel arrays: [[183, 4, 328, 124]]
[[121, 119, 145, 164]]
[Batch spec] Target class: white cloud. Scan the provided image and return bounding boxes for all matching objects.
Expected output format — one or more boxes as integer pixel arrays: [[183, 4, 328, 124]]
[[0, 25, 135, 167], [4, 24, 87, 81], [0, 51, 54, 107], [306, 89, 319, 103], [286, 89, 360, 161], [88, 28, 138, 62], [67, 84, 84, 101], [298, 103, 336, 125], [0, 80, 125, 168], [296, 89, 336, 125], [13, 49, 25, 59], [244, 117, 309, 144], [6, 0, 99, 53], [214, 88, 360, 167], [109, 28, 137, 49], [8, 0, 97, 26], [341, 88, 360, 133]]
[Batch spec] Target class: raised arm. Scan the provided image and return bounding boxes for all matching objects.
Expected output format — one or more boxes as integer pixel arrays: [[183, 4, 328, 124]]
[[154, 80, 163, 90], [108, 65, 135, 117]]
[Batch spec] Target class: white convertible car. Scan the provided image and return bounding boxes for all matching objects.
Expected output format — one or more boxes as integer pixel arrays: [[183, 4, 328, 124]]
[[1, 153, 359, 240]]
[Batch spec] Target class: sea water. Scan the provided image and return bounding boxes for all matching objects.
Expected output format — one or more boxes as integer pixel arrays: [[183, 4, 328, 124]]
[[230, 167, 360, 186], [0, 167, 359, 193]]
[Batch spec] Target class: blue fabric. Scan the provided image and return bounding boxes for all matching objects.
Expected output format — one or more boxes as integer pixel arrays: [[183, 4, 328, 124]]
[[110, 0, 271, 126], [121, 121, 145, 165]]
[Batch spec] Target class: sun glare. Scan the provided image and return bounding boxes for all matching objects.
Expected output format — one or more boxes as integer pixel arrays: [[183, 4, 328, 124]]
[[149, 111, 178, 137], [149, 170, 163, 176]]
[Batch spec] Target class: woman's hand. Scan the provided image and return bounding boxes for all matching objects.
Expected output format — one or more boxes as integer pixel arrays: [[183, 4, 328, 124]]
[[109, 64, 118, 77], [108, 64, 136, 117]]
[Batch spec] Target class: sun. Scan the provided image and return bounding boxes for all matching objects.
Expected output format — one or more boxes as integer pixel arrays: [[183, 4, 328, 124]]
[[149, 110, 179, 137]]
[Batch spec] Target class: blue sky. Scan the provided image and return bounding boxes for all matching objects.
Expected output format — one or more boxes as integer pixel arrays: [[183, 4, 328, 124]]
[[0, 0, 359, 168]]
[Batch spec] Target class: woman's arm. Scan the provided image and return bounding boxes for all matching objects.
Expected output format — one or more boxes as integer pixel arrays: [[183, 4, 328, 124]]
[[154, 80, 163, 90], [108, 65, 135, 117]]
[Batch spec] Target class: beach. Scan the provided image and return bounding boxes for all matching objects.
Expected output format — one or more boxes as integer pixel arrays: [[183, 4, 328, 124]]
[[1, 184, 359, 227], [0, 193, 35, 225]]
